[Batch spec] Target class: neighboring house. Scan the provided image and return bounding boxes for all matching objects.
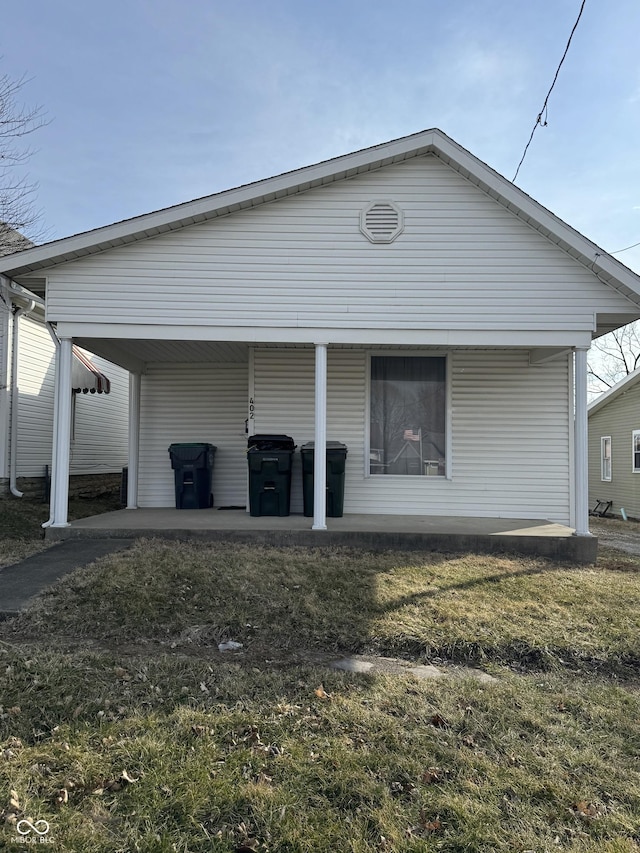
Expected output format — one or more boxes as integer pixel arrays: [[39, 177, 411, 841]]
[[1, 128, 640, 531], [0, 224, 34, 256], [0, 235, 129, 497], [588, 367, 640, 519]]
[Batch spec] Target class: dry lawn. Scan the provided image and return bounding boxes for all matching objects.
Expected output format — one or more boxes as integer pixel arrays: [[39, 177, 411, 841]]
[[0, 534, 639, 851]]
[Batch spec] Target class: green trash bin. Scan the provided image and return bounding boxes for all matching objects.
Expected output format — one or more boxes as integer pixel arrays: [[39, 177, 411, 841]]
[[301, 441, 348, 518], [168, 443, 216, 509], [247, 435, 295, 517]]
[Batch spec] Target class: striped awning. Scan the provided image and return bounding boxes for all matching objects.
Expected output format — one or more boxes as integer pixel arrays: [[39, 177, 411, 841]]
[[71, 346, 111, 394]]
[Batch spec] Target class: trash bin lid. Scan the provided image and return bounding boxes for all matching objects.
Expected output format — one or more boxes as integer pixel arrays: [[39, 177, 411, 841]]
[[248, 434, 295, 452], [168, 443, 216, 462], [169, 442, 215, 448]]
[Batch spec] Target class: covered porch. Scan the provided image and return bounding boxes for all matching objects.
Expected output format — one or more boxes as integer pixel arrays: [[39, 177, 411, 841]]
[[43, 507, 597, 564], [43, 338, 593, 537]]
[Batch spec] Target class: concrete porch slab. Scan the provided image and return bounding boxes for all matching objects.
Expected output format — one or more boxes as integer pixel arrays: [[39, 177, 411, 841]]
[[45, 509, 598, 564]]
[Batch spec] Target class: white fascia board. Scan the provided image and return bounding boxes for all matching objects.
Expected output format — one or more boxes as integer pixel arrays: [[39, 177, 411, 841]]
[[588, 365, 640, 416], [56, 322, 593, 349]]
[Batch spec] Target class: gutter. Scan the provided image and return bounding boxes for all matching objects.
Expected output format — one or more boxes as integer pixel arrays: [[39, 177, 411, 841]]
[[8, 279, 45, 309]]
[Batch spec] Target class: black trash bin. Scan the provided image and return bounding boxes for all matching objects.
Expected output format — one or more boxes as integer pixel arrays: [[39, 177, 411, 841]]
[[247, 434, 295, 517], [301, 441, 348, 518], [168, 443, 216, 509]]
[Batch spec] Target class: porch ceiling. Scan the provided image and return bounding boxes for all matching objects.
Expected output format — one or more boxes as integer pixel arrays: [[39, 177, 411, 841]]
[[73, 338, 575, 373], [74, 338, 251, 368]]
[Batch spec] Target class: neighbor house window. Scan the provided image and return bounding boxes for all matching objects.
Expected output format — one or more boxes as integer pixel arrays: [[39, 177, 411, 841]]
[[601, 436, 611, 481], [369, 355, 446, 476], [633, 430, 640, 472]]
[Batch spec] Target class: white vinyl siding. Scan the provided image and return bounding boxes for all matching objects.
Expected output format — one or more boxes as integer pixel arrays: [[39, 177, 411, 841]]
[[137, 362, 249, 508], [601, 436, 612, 481], [42, 156, 634, 334], [253, 348, 365, 515], [15, 316, 55, 477], [15, 316, 128, 477], [70, 351, 129, 474], [252, 347, 571, 522]]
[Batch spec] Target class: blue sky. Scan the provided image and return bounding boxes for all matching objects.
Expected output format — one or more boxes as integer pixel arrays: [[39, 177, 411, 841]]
[[3, 0, 640, 271]]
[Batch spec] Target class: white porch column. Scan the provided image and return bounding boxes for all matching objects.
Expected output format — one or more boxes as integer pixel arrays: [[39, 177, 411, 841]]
[[51, 337, 73, 527], [574, 346, 591, 536], [127, 372, 141, 509], [312, 342, 328, 530]]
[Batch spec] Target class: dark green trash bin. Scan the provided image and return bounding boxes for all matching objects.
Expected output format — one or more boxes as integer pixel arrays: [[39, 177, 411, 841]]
[[301, 441, 348, 518], [247, 434, 295, 517], [168, 443, 216, 509]]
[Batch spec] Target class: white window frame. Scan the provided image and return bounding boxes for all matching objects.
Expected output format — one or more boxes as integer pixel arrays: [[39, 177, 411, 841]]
[[600, 436, 611, 481], [633, 430, 640, 473], [365, 350, 451, 480]]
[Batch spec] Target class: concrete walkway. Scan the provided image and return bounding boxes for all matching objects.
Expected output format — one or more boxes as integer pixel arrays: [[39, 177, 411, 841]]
[[0, 539, 133, 619]]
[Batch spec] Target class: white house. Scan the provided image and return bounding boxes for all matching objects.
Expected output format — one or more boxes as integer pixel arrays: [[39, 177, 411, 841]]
[[0, 276, 129, 497], [1, 128, 640, 533], [588, 366, 640, 519]]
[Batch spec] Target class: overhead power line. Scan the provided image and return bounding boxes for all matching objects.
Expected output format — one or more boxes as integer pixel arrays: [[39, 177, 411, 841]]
[[512, 0, 587, 182], [611, 240, 640, 255]]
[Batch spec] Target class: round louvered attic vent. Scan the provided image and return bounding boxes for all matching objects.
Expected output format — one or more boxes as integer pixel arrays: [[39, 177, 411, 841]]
[[360, 201, 404, 243]]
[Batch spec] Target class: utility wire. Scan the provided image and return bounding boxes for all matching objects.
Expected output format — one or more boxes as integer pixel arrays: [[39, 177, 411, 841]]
[[611, 240, 640, 255], [512, 0, 587, 182]]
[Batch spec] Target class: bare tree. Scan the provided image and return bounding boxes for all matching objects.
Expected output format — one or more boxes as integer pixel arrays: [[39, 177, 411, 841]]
[[588, 321, 640, 395], [0, 68, 48, 255]]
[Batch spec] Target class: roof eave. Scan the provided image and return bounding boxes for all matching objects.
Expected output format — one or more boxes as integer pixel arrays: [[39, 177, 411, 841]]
[[0, 129, 440, 277], [588, 366, 640, 415]]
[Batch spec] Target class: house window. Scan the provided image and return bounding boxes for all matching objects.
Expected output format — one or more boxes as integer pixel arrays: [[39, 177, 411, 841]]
[[369, 355, 446, 476], [633, 430, 640, 473], [601, 436, 611, 481]]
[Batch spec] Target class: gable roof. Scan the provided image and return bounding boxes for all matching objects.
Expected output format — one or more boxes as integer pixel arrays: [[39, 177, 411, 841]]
[[588, 366, 640, 416], [1, 127, 640, 310]]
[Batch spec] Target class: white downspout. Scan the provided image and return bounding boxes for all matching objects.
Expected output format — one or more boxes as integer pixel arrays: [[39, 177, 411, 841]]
[[42, 321, 61, 528], [9, 299, 35, 497]]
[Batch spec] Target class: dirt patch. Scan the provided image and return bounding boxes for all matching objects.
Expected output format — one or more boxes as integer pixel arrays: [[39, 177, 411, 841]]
[[591, 518, 640, 556]]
